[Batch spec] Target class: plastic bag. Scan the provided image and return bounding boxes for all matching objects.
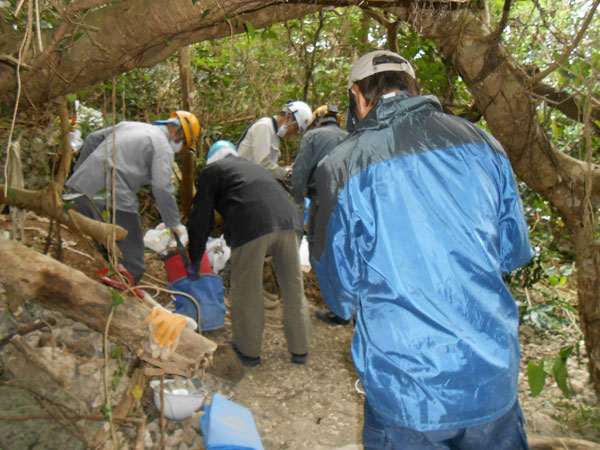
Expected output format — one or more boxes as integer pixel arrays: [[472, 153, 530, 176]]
[[144, 223, 188, 255], [206, 235, 231, 274], [299, 235, 311, 271], [199, 393, 264, 450], [70, 128, 83, 152]]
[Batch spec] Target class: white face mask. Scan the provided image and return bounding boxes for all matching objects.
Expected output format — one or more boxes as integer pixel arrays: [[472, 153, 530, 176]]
[[170, 140, 183, 153], [277, 122, 289, 139]]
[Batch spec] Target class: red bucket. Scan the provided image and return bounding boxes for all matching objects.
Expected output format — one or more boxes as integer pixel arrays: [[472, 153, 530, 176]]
[[164, 250, 213, 282]]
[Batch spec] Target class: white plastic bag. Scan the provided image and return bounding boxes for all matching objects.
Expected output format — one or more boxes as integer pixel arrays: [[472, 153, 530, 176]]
[[70, 128, 83, 151], [144, 223, 188, 255], [299, 235, 311, 271], [206, 235, 231, 274]]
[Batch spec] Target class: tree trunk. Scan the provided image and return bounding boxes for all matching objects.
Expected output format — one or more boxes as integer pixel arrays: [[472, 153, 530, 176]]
[[0, 0, 320, 109], [0, 239, 217, 377], [394, 6, 600, 395], [178, 46, 195, 219]]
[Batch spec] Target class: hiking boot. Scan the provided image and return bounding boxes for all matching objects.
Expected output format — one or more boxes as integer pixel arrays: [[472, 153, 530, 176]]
[[315, 309, 350, 326], [227, 341, 261, 367], [291, 353, 308, 365]]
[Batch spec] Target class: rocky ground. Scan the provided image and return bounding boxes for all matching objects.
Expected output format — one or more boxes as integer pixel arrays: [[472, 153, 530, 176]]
[[0, 214, 599, 449]]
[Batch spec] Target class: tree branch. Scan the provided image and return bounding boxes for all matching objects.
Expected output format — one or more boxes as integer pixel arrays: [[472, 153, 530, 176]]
[[531, 0, 600, 84], [488, 0, 511, 45], [531, 83, 600, 136]]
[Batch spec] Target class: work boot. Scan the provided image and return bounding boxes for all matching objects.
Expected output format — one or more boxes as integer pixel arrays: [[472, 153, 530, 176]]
[[315, 309, 350, 326], [227, 341, 261, 367], [291, 353, 308, 365]]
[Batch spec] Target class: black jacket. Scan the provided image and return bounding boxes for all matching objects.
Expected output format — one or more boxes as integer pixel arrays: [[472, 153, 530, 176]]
[[188, 156, 303, 265]]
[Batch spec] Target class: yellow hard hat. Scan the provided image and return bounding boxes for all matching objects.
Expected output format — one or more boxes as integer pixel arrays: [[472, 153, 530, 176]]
[[171, 111, 200, 149], [310, 104, 342, 129]]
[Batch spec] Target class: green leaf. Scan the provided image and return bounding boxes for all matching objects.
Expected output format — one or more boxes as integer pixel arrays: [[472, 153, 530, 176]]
[[527, 359, 547, 396], [101, 210, 110, 223], [111, 346, 123, 359], [108, 286, 124, 307], [112, 374, 121, 390], [62, 192, 85, 201], [101, 404, 112, 417], [7, 187, 16, 203], [92, 188, 107, 201], [202, 9, 210, 18], [65, 93, 77, 103], [559, 344, 574, 360], [63, 201, 75, 212], [551, 355, 570, 398], [244, 21, 255, 39], [73, 32, 83, 42]]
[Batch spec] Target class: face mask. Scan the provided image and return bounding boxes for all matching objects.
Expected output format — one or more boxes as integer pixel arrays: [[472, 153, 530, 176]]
[[170, 140, 183, 153], [277, 122, 289, 139]]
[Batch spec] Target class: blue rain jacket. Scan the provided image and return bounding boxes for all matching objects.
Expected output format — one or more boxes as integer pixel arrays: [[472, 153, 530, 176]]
[[311, 92, 534, 432]]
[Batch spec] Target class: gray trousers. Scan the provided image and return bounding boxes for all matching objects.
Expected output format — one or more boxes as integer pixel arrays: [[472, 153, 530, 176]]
[[73, 196, 145, 283], [229, 229, 312, 357]]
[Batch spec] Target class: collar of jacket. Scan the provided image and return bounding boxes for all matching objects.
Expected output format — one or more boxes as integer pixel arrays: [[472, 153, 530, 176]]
[[354, 92, 443, 133], [156, 124, 170, 139]]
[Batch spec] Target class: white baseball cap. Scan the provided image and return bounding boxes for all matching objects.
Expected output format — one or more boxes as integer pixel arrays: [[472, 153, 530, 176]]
[[348, 50, 416, 89]]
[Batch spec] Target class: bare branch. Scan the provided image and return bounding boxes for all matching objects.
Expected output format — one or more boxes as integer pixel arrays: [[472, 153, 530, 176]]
[[488, 0, 511, 45], [532, 0, 600, 84]]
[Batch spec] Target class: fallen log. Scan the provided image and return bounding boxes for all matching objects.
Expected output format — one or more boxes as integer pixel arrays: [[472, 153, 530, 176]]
[[0, 239, 216, 377], [0, 185, 128, 245]]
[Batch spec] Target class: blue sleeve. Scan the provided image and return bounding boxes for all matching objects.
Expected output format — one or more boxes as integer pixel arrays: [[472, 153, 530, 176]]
[[312, 186, 362, 320], [498, 163, 535, 273]]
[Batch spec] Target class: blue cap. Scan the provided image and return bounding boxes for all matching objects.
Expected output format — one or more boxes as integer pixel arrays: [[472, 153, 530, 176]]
[[207, 140, 236, 160], [154, 117, 181, 127]]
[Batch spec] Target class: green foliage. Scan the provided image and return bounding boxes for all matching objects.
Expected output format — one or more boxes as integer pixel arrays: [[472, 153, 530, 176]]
[[527, 359, 549, 396], [527, 344, 575, 398], [107, 286, 124, 307], [515, 264, 577, 334]]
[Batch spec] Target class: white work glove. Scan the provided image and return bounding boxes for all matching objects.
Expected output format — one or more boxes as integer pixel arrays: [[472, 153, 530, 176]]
[[142, 306, 198, 360]]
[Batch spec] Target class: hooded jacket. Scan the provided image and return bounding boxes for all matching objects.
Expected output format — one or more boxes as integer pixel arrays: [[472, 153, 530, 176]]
[[311, 92, 534, 431]]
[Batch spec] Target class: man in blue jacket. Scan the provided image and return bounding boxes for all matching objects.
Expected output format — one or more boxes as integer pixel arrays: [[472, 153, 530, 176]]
[[312, 50, 534, 449]]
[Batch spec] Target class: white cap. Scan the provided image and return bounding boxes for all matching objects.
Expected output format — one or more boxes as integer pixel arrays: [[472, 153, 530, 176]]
[[348, 50, 416, 89]]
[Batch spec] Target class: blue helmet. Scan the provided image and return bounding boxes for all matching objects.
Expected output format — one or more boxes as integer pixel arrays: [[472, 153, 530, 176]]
[[207, 140, 236, 160]]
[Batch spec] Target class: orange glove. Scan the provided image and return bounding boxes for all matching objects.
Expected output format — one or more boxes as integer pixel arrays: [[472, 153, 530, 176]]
[[142, 307, 196, 360]]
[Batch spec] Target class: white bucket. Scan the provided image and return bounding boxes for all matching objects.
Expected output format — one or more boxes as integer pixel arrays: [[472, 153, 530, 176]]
[[150, 378, 206, 421]]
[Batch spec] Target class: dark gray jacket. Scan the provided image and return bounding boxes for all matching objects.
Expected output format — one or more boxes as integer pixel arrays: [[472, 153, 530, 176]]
[[290, 123, 348, 204]]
